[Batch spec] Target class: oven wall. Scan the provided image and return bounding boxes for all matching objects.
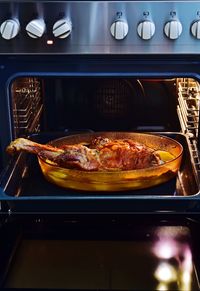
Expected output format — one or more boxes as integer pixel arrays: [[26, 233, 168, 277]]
[[41, 77, 179, 132]]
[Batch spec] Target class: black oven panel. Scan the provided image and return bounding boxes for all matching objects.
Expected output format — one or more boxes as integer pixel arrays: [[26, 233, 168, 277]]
[[0, 1, 200, 54]]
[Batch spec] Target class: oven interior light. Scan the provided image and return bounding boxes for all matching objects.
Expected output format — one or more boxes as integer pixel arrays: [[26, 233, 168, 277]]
[[154, 262, 177, 282], [47, 40, 54, 45], [153, 239, 179, 259], [156, 283, 168, 291]]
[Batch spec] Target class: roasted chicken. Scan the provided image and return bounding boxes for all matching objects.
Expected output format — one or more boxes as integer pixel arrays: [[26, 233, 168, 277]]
[[6, 136, 162, 171]]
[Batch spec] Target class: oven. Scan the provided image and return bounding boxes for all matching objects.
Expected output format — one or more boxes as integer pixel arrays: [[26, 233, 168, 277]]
[[0, 0, 200, 290]]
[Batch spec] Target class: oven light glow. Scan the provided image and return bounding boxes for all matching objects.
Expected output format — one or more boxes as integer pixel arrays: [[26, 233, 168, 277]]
[[179, 247, 193, 291], [182, 247, 192, 272], [156, 283, 168, 291], [153, 239, 179, 259], [154, 262, 177, 282], [182, 271, 191, 285], [47, 40, 54, 45], [181, 270, 192, 291]]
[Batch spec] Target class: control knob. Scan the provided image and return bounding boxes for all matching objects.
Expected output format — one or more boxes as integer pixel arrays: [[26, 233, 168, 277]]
[[137, 20, 155, 40], [164, 20, 182, 39], [191, 20, 200, 39], [52, 19, 72, 38], [0, 19, 20, 40], [110, 20, 129, 40], [26, 19, 46, 38]]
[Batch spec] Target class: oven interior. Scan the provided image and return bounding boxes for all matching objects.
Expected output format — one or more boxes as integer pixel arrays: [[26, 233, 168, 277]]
[[0, 76, 199, 213], [9, 76, 200, 136], [10, 77, 181, 136]]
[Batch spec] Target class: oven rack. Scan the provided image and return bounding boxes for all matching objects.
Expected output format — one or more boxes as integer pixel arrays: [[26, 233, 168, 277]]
[[177, 78, 200, 138], [0, 131, 199, 214], [12, 78, 43, 138], [190, 139, 200, 172], [177, 78, 200, 172]]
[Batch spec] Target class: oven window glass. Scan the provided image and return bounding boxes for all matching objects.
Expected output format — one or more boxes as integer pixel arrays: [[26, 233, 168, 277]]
[[2, 225, 199, 291]]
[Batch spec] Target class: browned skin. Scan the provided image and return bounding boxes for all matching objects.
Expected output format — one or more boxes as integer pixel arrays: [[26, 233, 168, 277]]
[[6, 138, 63, 155], [6, 137, 161, 171]]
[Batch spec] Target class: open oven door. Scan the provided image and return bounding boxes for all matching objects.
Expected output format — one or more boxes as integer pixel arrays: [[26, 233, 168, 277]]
[[0, 214, 199, 290]]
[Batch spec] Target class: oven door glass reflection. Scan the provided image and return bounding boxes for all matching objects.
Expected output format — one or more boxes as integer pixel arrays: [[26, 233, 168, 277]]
[[2, 222, 199, 291]]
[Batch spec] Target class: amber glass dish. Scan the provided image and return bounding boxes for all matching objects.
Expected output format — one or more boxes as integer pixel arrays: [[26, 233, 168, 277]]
[[38, 132, 183, 191]]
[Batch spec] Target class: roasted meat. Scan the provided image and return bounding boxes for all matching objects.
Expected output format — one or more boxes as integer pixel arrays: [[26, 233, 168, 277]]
[[6, 137, 162, 171]]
